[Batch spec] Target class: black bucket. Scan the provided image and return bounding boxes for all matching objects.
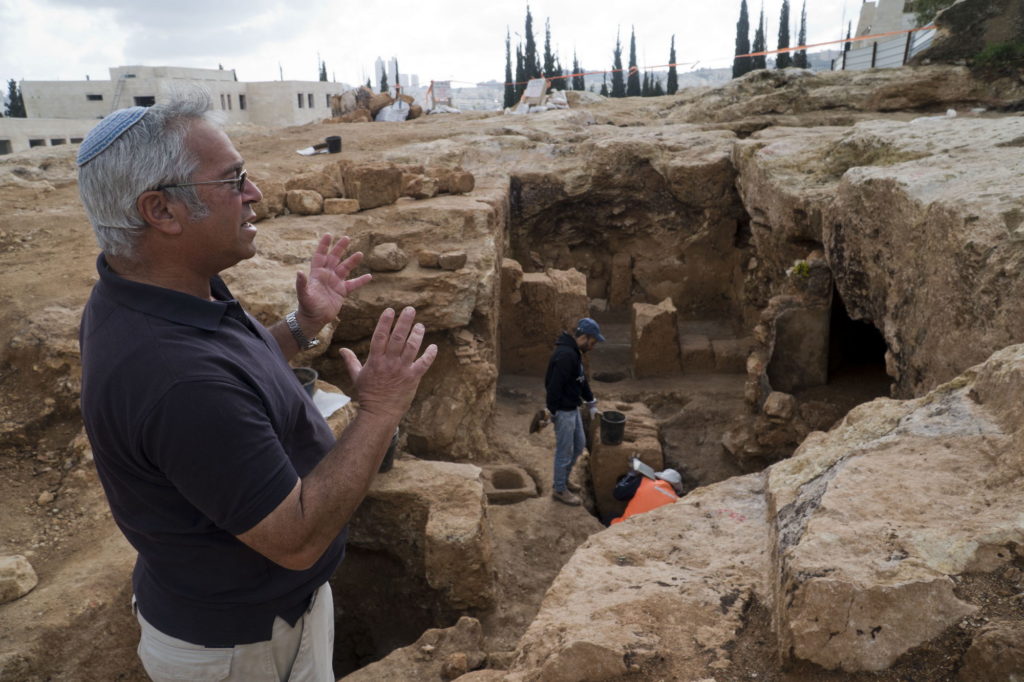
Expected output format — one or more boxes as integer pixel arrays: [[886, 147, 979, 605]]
[[325, 135, 342, 153], [600, 410, 626, 445], [292, 367, 317, 397]]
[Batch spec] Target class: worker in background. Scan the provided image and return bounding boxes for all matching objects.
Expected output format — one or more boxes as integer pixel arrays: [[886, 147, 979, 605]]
[[610, 467, 684, 524], [544, 317, 604, 506]]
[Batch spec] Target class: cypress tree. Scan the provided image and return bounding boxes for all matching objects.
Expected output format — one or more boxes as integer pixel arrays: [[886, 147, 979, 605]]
[[667, 35, 678, 94], [732, 0, 752, 78], [845, 22, 852, 52], [641, 71, 650, 96], [776, 0, 792, 68], [572, 51, 586, 90], [600, 74, 609, 97], [653, 79, 665, 96], [626, 26, 641, 96], [504, 29, 516, 108], [524, 5, 541, 80], [554, 56, 567, 90], [365, 78, 372, 89], [5, 80, 25, 117], [543, 19, 557, 80], [380, 72, 388, 94], [611, 29, 626, 97], [394, 59, 401, 94], [515, 44, 526, 101], [794, 1, 808, 68], [319, 61, 327, 81], [752, 6, 767, 70]]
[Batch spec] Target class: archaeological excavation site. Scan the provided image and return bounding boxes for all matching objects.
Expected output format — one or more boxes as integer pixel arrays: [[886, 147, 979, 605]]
[[4, 11, 1024, 682]]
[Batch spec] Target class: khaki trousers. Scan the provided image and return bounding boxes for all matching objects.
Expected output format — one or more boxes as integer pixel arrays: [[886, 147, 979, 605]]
[[134, 582, 334, 682]]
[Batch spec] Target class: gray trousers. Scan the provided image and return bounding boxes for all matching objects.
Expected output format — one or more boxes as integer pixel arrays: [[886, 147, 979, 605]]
[[134, 582, 335, 681]]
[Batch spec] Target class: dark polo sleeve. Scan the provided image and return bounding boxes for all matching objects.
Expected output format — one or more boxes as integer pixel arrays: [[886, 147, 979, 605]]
[[139, 378, 300, 536]]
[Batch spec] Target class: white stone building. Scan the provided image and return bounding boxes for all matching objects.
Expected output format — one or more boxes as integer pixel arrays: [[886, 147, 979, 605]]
[[851, 0, 917, 50], [2, 65, 349, 155]]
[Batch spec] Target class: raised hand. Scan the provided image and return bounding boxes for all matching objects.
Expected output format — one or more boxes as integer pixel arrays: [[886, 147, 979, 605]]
[[295, 234, 371, 328], [339, 307, 437, 422]]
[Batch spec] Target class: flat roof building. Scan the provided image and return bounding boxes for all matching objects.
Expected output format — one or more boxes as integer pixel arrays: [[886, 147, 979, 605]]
[[3, 65, 350, 155]]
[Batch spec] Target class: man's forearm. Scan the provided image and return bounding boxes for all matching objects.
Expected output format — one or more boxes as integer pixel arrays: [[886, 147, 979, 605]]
[[292, 409, 400, 562], [238, 408, 400, 571]]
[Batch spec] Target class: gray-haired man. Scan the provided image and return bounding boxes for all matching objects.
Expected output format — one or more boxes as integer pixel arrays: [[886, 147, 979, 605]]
[[76, 89, 435, 681]]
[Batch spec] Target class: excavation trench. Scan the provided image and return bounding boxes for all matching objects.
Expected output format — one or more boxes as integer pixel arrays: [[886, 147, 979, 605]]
[[321, 165, 897, 673]]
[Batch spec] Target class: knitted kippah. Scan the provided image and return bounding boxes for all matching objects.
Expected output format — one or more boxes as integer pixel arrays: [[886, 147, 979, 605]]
[[76, 106, 149, 166]]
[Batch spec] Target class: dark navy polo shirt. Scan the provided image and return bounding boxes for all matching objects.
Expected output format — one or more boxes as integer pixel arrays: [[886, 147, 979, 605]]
[[79, 254, 346, 647]]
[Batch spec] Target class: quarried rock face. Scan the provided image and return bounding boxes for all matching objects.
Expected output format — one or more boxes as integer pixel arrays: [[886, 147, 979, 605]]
[[507, 474, 769, 681], [509, 128, 749, 320], [499, 264, 588, 376], [341, 616, 487, 682], [506, 342, 1024, 680], [345, 458, 495, 611], [823, 118, 1024, 397], [768, 344, 1024, 671]]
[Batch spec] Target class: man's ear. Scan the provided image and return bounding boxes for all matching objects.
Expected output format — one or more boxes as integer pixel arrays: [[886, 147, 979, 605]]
[[136, 190, 184, 236]]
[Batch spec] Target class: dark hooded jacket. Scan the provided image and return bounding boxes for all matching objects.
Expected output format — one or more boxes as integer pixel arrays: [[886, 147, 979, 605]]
[[545, 332, 594, 414]]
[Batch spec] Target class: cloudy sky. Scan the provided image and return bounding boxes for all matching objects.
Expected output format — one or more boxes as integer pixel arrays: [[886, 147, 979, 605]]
[[1, 0, 870, 88]]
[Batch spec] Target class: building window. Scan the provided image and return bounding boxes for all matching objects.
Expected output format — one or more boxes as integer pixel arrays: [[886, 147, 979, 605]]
[[51, 138, 66, 145], [220, 93, 226, 109], [307, 93, 313, 108], [297, 93, 304, 108], [70, 137, 84, 143], [326, 94, 331, 108], [29, 139, 46, 147], [239, 94, 247, 110], [227, 94, 232, 110], [133, 96, 156, 107], [86, 94, 103, 101], [0, 140, 12, 155]]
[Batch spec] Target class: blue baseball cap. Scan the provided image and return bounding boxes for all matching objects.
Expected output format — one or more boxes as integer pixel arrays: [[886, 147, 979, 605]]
[[76, 106, 149, 166], [575, 317, 605, 342]]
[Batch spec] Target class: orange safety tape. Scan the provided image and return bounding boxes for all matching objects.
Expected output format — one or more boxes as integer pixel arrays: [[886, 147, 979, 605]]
[[502, 24, 937, 88]]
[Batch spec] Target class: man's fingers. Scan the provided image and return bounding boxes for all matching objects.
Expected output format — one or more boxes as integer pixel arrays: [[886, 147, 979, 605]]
[[328, 235, 350, 260], [412, 343, 438, 376], [315, 233, 333, 257], [338, 347, 363, 382], [401, 322, 426, 364], [344, 272, 372, 296], [370, 308, 396, 356], [388, 307, 417, 353]]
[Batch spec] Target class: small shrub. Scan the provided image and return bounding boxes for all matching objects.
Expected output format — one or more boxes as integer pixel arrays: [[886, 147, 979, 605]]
[[973, 41, 1024, 70]]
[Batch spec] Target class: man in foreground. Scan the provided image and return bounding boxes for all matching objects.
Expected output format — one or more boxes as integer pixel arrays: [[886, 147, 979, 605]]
[[77, 89, 436, 681], [544, 317, 604, 506]]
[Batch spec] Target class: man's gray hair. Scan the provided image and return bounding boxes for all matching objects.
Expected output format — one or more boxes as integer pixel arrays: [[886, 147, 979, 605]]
[[77, 88, 224, 259]]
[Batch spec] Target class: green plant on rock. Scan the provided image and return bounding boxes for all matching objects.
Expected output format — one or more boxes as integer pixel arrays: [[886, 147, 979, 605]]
[[973, 41, 1024, 70], [789, 260, 811, 280]]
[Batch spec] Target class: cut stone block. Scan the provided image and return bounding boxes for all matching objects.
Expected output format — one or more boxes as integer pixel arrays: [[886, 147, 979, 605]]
[[479, 464, 538, 505], [632, 298, 682, 378]]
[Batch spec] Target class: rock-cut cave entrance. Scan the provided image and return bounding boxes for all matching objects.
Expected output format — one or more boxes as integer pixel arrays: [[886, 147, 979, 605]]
[[827, 287, 890, 393], [785, 287, 890, 425]]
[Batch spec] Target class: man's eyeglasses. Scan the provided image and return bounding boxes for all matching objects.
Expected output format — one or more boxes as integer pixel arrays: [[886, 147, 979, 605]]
[[157, 169, 248, 193]]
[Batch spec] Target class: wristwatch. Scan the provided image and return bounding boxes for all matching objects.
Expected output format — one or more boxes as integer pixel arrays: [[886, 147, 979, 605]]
[[286, 311, 321, 350]]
